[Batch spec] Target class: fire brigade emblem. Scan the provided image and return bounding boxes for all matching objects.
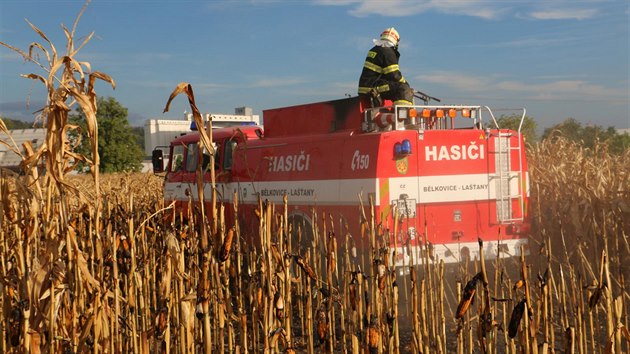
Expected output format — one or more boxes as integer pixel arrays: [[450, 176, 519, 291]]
[[395, 157, 408, 174]]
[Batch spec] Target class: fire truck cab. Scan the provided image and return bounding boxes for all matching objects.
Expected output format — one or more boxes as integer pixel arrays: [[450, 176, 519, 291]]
[[154, 95, 530, 267]]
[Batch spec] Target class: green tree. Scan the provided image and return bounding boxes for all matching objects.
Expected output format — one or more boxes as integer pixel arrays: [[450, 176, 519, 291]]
[[495, 114, 538, 144], [70, 96, 144, 172], [542, 118, 629, 154], [0, 116, 34, 130], [131, 126, 145, 151], [608, 131, 630, 154]]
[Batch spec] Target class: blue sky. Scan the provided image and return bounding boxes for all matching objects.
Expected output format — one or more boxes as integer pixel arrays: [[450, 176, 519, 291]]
[[1, 0, 628, 131]]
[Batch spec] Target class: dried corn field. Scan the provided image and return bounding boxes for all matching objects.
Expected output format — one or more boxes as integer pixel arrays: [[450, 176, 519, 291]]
[[0, 138, 628, 354], [1, 4, 629, 353]]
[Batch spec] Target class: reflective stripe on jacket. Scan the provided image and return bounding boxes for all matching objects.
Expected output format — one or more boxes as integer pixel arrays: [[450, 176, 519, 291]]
[[358, 45, 406, 95]]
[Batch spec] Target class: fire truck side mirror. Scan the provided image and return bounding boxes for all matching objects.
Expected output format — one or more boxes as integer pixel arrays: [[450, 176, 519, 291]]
[[152, 149, 164, 173]]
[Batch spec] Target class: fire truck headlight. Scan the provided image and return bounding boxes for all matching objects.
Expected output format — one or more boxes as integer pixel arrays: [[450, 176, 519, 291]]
[[401, 139, 412, 155]]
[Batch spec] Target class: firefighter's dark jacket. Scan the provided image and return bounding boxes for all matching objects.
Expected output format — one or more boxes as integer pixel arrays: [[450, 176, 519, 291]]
[[358, 45, 407, 95]]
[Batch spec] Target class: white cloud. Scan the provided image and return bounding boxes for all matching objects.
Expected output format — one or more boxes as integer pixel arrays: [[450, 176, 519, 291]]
[[187, 82, 227, 90], [417, 71, 492, 92], [490, 36, 578, 48], [0, 52, 25, 61], [247, 76, 307, 88], [314, 0, 358, 4], [428, 1, 506, 20], [415, 71, 626, 103], [314, 0, 600, 21], [313, 0, 504, 19], [528, 8, 598, 21]]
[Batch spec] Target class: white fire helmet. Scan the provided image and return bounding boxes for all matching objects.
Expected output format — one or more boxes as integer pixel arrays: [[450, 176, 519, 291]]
[[380, 27, 400, 46]]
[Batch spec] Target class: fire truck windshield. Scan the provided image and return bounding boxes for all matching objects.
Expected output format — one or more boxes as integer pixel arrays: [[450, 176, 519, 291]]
[[171, 145, 185, 172]]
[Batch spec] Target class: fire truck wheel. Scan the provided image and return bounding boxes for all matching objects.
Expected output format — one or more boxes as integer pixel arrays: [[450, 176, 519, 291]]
[[288, 213, 314, 253]]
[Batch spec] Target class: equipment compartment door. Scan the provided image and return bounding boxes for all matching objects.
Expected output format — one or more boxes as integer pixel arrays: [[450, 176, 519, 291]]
[[385, 132, 421, 266]]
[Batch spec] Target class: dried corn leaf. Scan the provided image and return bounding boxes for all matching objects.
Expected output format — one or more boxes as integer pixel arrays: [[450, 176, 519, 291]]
[[163, 82, 214, 156], [29, 331, 42, 354]]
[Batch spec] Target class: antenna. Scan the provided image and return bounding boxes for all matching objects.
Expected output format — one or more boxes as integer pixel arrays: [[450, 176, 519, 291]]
[[413, 90, 441, 105]]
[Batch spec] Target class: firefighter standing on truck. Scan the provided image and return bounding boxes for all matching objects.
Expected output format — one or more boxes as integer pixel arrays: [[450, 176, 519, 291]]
[[358, 27, 414, 106]]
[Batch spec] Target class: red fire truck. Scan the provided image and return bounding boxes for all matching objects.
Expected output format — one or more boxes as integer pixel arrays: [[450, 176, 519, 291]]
[[153, 94, 530, 267]]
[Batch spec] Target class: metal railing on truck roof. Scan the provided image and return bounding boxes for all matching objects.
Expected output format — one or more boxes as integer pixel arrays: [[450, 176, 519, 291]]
[[362, 103, 526, 133]]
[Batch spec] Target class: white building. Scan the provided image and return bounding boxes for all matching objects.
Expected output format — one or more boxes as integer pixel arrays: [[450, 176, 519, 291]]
[[0, 128, 46, 172]]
